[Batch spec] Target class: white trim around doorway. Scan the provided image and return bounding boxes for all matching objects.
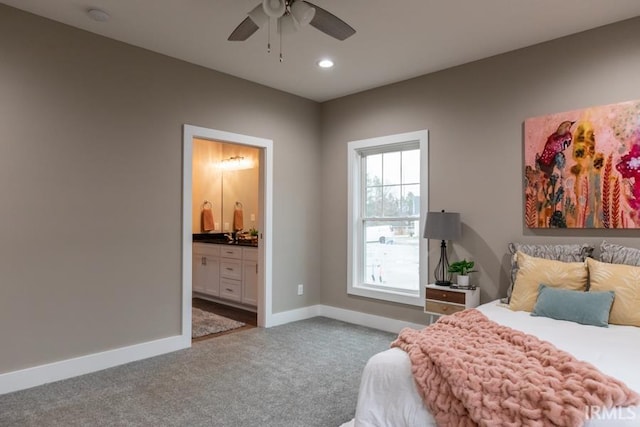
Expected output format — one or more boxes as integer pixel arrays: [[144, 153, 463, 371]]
[[182, 125, 274, 347]]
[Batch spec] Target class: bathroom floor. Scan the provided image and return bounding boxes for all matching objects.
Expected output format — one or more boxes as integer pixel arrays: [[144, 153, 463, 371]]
[[192, 298, 257, 342]]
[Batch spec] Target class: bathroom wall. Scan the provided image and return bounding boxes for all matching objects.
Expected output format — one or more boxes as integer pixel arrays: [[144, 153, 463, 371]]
[[220, 144, 260, 233], [192, 138, 222, 233]]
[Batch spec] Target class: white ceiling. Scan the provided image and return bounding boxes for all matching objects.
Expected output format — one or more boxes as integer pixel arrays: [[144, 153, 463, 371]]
[[3, 0, 640, 102]]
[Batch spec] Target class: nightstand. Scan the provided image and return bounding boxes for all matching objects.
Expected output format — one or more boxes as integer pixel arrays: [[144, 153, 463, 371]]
[[425, 283, 480, 323]]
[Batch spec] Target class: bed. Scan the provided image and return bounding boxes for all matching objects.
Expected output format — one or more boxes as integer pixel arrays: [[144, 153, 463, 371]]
[[345, 242, 640, 427]]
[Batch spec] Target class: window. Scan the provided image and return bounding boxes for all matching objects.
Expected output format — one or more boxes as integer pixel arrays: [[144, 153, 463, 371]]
[[347, 130, 428, 306]]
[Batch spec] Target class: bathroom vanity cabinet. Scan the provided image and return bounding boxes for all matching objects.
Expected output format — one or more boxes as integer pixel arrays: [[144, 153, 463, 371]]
[[193, 244, 221, 296], [193, 242, 258, 308]]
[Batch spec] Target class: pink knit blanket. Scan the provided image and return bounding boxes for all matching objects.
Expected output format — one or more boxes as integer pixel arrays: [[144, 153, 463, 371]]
[[391, 309, 640, 426]]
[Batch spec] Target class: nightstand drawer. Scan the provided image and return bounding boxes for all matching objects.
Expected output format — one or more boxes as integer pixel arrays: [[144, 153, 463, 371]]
[[426, 288, 466, 304], [425, 301, 465, 316]]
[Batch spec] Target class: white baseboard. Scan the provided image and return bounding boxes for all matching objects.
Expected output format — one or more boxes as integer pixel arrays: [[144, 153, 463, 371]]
[[269, 304, 426, 334], [268, 304, 322, 327], [0, 335, 187, 395], [1, 304, 424, 395], [318, 305, 427, 334]]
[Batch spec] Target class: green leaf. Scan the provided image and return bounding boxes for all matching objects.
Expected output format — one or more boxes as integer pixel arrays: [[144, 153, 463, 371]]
[[447, 259, 476, 275]]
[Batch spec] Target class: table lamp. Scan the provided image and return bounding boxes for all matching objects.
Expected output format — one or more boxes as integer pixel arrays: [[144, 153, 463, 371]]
[[423, 210, 461, 286]]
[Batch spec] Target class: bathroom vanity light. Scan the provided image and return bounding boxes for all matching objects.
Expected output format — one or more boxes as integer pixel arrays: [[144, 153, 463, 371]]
[[218, 156, 254, 170]]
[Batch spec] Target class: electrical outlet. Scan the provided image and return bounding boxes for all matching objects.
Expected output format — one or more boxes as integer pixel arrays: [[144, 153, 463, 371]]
[[224, 222, 229, 231], [214, 222, 220, 230], [297, 284, 304, 295], [250, 213, 255, 222]]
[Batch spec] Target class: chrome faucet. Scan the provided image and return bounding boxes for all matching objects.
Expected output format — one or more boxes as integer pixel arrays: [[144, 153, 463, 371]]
[[224, 232, 238, 244]]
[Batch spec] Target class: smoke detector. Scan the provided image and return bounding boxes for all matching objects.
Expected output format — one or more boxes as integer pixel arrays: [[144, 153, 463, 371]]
[[87, 8, 110, 22]]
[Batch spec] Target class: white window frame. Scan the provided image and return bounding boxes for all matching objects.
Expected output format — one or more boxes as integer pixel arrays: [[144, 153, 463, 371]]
[[347, 130, 428, 306]]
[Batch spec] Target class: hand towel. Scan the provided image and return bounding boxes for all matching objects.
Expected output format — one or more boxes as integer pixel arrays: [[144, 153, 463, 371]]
[[234, 204, 244, 231], [202, 203, 214, 232]]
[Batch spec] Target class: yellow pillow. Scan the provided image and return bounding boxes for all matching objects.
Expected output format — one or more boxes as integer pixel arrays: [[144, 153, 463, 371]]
[[587, 258, 640, 327], [509, 251, 588, 312]]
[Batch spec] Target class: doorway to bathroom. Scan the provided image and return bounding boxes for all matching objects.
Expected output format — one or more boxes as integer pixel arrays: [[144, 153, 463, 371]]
[[182, 125, 273, 345]]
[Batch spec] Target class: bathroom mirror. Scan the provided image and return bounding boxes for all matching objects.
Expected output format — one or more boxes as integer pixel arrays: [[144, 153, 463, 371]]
[[191, 138, 259, 234], [221, 153, 259, 233]]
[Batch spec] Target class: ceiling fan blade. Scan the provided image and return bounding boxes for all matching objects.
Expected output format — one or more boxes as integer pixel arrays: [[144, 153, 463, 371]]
[[304, 1, 355, 41], [228, 17, 259, 41]]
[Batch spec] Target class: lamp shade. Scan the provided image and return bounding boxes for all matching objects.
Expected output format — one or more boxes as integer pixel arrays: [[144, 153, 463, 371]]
[[277, 14, 297, 35], [423, 211, 461, 240]]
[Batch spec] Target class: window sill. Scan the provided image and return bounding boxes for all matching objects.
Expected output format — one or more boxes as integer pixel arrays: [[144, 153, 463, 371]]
[[348, 284, 423, 307]]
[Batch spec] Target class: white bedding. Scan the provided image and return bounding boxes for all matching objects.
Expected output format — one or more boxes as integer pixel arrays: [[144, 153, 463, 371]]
[[352, 301, 640, 427]]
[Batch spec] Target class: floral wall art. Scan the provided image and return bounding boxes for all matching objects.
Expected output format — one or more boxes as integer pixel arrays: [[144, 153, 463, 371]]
[[524, 99, 640, 228]]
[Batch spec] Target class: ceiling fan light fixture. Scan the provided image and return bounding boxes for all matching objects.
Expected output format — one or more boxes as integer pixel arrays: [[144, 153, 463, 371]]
[[278, 14, 297, 35], [262, 0, 286, 18], [291, 1, 316, 27], [247, 4, 269, 28], [228, 1, 356, 49]]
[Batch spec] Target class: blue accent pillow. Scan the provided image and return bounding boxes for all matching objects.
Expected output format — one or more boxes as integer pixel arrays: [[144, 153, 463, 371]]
[[531, 284, 615, 327]]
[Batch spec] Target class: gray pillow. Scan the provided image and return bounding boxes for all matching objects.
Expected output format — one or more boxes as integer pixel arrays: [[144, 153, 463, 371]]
[[531, 284, 614, 327], [503, 242, 594, 303], [599, 241, 640, 266]]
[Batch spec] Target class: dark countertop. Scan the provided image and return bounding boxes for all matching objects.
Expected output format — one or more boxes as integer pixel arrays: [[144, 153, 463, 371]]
[[193, 233, 258, 247]]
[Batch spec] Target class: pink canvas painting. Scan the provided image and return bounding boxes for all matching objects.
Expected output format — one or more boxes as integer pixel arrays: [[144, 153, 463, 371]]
[[524, 99, 640, 228]]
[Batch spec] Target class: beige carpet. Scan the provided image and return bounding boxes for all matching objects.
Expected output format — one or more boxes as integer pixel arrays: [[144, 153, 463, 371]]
[[192, 307, 245, 338]]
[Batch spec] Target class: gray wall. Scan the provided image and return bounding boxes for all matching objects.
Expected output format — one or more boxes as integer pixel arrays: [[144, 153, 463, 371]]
[[0, 5, 321, 373], [319, 17, 640, 324], [2, 3, 640, 376]]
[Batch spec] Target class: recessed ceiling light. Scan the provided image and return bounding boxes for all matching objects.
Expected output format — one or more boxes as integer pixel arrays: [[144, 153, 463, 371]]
[[87, 8, 110, 22], [317, 59, 334, 69]]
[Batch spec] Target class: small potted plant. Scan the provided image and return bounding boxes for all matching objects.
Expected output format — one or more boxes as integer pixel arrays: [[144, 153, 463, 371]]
[[448, 259, 476, 288]]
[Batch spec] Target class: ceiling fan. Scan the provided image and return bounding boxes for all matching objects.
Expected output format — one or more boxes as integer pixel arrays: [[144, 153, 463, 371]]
[[228, 0, 356, 51]]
